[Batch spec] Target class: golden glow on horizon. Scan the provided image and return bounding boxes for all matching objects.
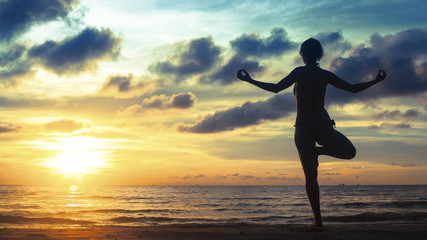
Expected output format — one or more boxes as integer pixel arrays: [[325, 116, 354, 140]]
[[42, 137, 111, 176]]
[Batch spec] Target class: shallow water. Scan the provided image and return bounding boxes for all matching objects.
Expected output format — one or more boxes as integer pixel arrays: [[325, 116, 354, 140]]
[[0, 185, 426, 228]]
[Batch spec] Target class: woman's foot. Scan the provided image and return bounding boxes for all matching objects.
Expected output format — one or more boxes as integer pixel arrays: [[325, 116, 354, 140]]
[[311, 220, 323, 227]]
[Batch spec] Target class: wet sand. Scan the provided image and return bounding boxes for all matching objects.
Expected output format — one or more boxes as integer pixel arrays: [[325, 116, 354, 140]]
[[1, 223, 426, 240]]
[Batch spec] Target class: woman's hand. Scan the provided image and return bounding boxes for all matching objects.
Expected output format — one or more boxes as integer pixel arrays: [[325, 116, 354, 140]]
[[237, 69, 252, 82], [375, 69, 387, 81]]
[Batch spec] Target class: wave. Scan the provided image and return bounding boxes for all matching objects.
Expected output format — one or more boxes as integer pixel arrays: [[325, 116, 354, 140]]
[[324, 212, 427, 222], [339, 201, 427, 209], [0, 215, 94, 225], [80, 208, 179, 214], [380, 201, 427, 208], [108, 215, 293, 224], [109, 216, 216, 224], [0, 204, 40, 209], [248, 216, 291, 222], [220, 197, 281, 201]]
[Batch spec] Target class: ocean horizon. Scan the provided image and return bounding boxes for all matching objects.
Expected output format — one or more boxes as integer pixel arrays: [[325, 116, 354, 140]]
[[1, 185, 426, 228]]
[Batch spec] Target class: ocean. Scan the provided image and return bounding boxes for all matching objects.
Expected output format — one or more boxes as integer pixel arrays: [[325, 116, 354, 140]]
[[1, 185, 426, 228]]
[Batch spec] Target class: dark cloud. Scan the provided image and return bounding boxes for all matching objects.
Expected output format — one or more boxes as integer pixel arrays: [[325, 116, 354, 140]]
[[203, 28, 295, 85], [100, 74, 159, 98], [150, 36, 221, 81], [294, 31, 352, 65], [0, 44, 26, 65], [45, 119, 83, 133], [141, 92, 196, 110], [121, 92, 197, 115], [150, 29, 292, 85], [230, 28, 297, 58], [402, 108, 421, 119], [178, 92, 295, 133], [312, 31, 352, 60], [203, 55, 265, 85], [327, 28, 427, 104], [0, 122, 20, 133], [28, 27, 122, 75], [103, 74, 135, 92], [0, 44, 32, 86], [170, 92, 197, 109], [368, 108, 420, 130], [0, 0, 79, 41], [314, 31, 351, 49]]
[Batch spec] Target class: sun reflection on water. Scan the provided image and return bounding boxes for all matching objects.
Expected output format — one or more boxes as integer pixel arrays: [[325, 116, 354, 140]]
[[67, 185, 82, 208]]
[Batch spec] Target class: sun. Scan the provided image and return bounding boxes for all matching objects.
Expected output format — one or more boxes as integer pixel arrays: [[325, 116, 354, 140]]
[[42, 136, 111, 175]]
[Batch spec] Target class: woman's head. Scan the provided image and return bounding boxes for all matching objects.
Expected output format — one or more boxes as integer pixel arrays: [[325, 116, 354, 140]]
[[299, 38, 323, 64]]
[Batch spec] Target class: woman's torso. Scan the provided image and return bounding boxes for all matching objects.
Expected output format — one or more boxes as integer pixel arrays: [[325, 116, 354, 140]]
[[293, 66, 331, 124]]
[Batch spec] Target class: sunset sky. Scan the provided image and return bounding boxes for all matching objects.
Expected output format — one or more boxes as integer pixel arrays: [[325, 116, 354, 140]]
[[0, 0, 426, 185]]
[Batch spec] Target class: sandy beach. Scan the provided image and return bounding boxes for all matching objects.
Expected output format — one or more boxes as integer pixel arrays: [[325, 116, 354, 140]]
[[1, 224, 426, 240]]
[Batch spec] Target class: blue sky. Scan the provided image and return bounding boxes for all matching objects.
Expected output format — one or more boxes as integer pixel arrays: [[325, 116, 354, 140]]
[[0, 0, 426, 185]]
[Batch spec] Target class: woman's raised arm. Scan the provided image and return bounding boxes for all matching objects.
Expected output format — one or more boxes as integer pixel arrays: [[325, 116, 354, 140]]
[[237, 69, 297, 93], [327, 69, 386, 93]]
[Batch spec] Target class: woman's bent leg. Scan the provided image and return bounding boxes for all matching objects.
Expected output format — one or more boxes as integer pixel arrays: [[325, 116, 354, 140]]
[[295, 127, 323, 226], [316, 128, 356, 159]]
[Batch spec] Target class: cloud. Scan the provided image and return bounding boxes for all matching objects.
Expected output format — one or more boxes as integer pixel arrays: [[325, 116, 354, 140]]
[[0, 44, 33, 87], [120, 92, 197, 115], [264, 175, 303, 182], [99, 73, 158, 98], [366, 122, 411, 130], [230, 27, 297, 58], [371, 108, 421, 120], [103, 74, 136, 92], [0, 122, 20, 133], [292, 30, 352, 65], [45, 119, 84, 133], [230, 173, 260, 180], [28, 27, 122, 75], [0, 0, 79, 41], [401, 163, 416, 167], [390, 162, 416, 167], [178, 92, 295, 133], [149, 36, 221, 82], [149, 28, 293, 85], [312, 31, 352, 64], [0, 44, 26, 66], [327, 28, 427, 104], [203, 28, 295, 85], [170, 92, 197, 109], [203, 55, 265, 85], [319, 172, 340, 176], [367, 108, 420, 130], [314, 31, 352, 52], [401, 108, 422, 119], [182, 174, 207, 180]]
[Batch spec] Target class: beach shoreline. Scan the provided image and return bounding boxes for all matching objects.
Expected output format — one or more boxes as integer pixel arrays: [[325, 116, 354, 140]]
[[1, 223, 426, 240]]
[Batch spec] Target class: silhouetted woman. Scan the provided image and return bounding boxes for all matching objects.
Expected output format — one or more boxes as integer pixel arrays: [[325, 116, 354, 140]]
[[237, 38, 386, 227]]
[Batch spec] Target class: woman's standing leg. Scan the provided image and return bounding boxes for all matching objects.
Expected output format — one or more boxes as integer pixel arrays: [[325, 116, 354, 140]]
[[295, 127, 323, 227]]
